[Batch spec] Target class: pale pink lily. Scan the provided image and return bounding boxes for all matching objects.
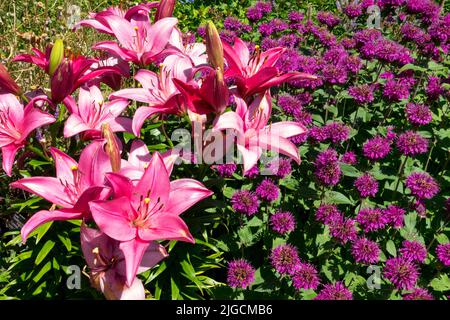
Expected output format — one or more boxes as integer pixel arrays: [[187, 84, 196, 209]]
[[89, 152, 213, 286], [213, 93, 307, 173], [11, 141, 112, 242], [91, 14, 178, 65], [0, 93, 55, 176], [110, 62, 189, 136], [119, 140, 179, 181], [81, 224, 167, 300], [168, 28, 207, 66], [64, 85, 131, 139], [222, 37, 317, 98]]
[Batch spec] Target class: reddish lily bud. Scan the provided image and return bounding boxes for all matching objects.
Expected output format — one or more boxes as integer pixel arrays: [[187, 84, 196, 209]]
[[205, 21, 224, 72], [154, 0, 176, 21], [0, 62, 22, 96], [102, 123, 121, 173], [49, 39, 65, 76]]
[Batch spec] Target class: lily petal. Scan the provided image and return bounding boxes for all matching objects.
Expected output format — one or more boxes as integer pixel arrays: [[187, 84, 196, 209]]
[[119, 238, 150, 287], [165, 179, 213, 216]]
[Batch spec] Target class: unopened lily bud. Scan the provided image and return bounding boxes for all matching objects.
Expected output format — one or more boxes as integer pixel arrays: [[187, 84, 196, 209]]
[[0, 62, 22, 96], [214, 67, 229, 114], [205, 21, 224, 71], [102, 123, 121, 173], [49, 39, 65, 76], [154, 0, 176, 21]]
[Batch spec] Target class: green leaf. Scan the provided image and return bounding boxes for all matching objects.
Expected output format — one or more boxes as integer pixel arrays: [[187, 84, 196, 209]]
[[171, 277, 180, 300], [398, 63, 426, 73], [325, 191, 355, 205], [32, 261, 52, 282], [57, 235, 72, 252], [430, 274, 450, 292], [340, 163, 360, 177], [386, 240, 397, 257], [35, 240, 55, 265]]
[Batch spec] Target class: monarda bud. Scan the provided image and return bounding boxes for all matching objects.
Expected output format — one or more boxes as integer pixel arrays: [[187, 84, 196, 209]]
[[102, 123, 121, 173], [0, 62, 22, 96], [154, 0, 176, 21], [205, 21, 224, 72], [49, 39, 65, 76]]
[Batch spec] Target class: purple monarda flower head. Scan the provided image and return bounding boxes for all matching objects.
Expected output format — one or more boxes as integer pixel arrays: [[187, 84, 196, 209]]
[[288, 11, 304, 23], [270, 211, 296, 235], [405, 103, 432, 126], [354, 173, 379, 198], [384, 205, 406, 229], [329, 217, 358, 244], [317, 11, 341, 28], [314, 282, 353, 300], [292, 262, 320, 290], [426, 77, 443, 100], [231, 190, 259, 216], [396, 131, 429, 156], [314, 148, 342, 186], [256, 178, 280, 202], [349, 84, 375, 104], [436, 243, 450, 266], [340, 151, 357, 165], [405, 172, 439, 199], [324, 122, 351, 144], [343, 4, 363, 19], [383, 79, 411, 101], [270, 244, 301, 275], [351, 237, 381, 264], [244, 165, 259, 179], [322, 64, 348, 85], [400, 240, 427, 263], [268, 158, 292, 178], [213, 163, 237, 177], [363, 136, 392, 160], [227, 259, 256, 289], [315, 204, 342, 224], [356, 208, 388, 232], [278, 94, 301, 115], [309, 126, 328, 143], [383, 257, 419, 290], [402, 288, 434, 300]]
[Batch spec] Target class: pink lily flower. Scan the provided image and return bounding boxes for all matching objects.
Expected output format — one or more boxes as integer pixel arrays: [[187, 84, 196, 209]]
[[119, 140, 179, 181], [0, 93, 55, 176], [91, 14, 178, 65], [13, 47, 124, 103], [172, 66, 230, 115], [0, 63, 22, 96], [222, 37, 317, 98], [10, 141, 112, 242], [81, 224, 167, 300], [74, 3, 157, 35], [64, 85, 131, 139], [89, 152, 213, 286], [154, 0, 176, 22], [88, 54, 131, 91], [168, 28, 207, 66], [110, 62, 189, 136], [213, 92, 307, 173]]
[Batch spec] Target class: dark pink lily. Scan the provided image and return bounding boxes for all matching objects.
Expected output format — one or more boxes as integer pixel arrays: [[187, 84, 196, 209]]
[[81, 224, 167, 300], [213, 92, 307, 173], [64, 85, 130, 139], [13, 47, 124, 103], [10, 141, 112, 242], [172, 66, 230, 115], [90, 13, 178, 65], [222, 37, 317, 98], [0, 93, 55, 176], [110, 64, 188, 136], [89, 152, 213, 286], [0, 63, 22, 96]]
